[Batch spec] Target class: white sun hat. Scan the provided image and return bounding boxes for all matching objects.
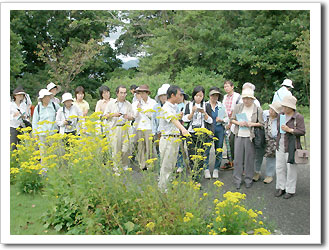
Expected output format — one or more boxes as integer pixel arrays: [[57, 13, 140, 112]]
[[62, 93, 74, 103], [281, 79, 294, 88], [155, 83, 171, 101], [38, 89, 53, 101], [47, 82, 62, 92], [241, 88, 256, 100]]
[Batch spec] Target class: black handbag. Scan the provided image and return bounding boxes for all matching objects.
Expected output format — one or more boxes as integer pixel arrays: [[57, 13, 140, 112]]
[[22, 119, 32, 128], [253, 107, 265, 149]]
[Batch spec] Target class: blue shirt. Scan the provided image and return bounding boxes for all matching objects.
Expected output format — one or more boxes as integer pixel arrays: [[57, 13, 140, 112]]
[[273, 86, 292, 103], [32, 102, 60, 135]]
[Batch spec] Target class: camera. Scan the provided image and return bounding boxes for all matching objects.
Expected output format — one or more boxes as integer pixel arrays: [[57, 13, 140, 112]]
[[192, 124, 201, 129], [66, 120, 72, 125]]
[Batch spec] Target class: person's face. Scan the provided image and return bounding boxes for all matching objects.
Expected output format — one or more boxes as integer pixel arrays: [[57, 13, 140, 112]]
[[130, 89, 136, 95], [224, 83, 234, 94], [269, 108, 278, 118], [117, 87, 127, 102], [210, 93, 219, 103], [171, 89, 182, 104], [102, 90, 110, 100], [139, 91, 149, 100], [64, 100, 73, 109], [77, 92, 84, 101], [283, 106, 294, 115], [42, 95, 51, 105], [242, 97, 254, 107], [14, 94, 24, 102], [50, 87, 57, 95], [194, 91, 204, 104], [159, 94, 167, 104]]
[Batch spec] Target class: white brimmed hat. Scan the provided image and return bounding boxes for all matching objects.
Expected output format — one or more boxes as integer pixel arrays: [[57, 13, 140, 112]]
[[281, 95, 297, 110], [62, 93, 74, 103], [47, 82, 62, 92], [269, 101, 282, 114], [242, 82, 255, 91], [281, 79, 294, 88], [38, 89, 53, 100], [155, 84, 170, 101], [241, 88, 255, 100]]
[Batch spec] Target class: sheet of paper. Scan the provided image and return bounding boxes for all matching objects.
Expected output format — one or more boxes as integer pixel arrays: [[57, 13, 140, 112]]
[[280, 114, 286, 134], [236, 113, 248, 130]]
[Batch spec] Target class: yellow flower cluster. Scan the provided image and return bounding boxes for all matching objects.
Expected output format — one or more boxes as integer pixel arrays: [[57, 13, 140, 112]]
[[190, 155, 203, 161], [145, 158, 158, 165], [183, 212, 194, 223], [203, 142, 212, 147], [193, 128, 214, 136], [223, 191, 246, 203], [216, 148, 224, 153], [213, 180, 224, 188], [254, 228, 271, 235]]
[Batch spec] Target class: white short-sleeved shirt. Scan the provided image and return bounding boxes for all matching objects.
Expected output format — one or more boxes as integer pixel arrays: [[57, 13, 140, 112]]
[[158, 101, 180, 136]]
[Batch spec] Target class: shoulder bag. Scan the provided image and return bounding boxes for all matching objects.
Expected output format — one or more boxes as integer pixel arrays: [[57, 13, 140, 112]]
[[294, 119, 309, 164], [253, 107, 265, 149]]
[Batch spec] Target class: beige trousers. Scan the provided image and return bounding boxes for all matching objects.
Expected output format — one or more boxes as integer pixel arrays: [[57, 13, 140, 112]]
[[158, 137, 180, 191], [111, 126, 130, 168], [136, 129, 154, 169]]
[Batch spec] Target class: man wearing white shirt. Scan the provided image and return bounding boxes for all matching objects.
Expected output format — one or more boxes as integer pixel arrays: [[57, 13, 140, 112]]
[[132, 84, 157, 170], [158, 85, 190, 191], [104, 85, 134, 170]]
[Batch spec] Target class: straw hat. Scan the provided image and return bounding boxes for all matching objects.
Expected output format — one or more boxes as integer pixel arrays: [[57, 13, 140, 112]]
[[281, 79, 294, 88], [241, 88, 255, 100], [38, 89, 53, 100], [47, 82, 62, 92], [62, 93, 74, 103], [281, 95, 297, 110], [136, 84, 151, 94], [269, 101, 282, 114]]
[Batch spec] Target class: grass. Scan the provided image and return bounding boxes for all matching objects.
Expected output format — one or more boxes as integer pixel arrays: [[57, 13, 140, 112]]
[[10, 183, 63, 235]]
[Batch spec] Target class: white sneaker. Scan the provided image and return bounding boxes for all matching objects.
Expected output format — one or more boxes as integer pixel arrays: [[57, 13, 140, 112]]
[[176, 167, 183, 173], [212, 169, 219, 179], [204, 169, 211, 179]]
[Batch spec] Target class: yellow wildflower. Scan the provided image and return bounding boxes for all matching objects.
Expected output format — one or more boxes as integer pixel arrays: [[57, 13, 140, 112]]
[[216, 148, 224, 153], [215, 216, 222, 222], [213, 180, 224, 188], [247, 209, 258, 218], [257, 211, 263, 215], [137, 138, 144, 142], [128, 156, 133, 159], [203, 142, 212, 147], [254, 228, 271, 235], [187, 141, 192, 144], [203, 192, 208, 197], [221, 228, 227, 233], [213, 137, 218, 141], [259, 221, 264, 225], [129, 134, 136, 138], [146, 222, 155, 231]]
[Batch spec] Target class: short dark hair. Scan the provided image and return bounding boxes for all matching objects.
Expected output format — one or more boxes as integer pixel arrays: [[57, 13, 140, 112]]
[[192, 86, 205, 103], [130, 84, 138, 90], [99, 85, 110, 99], [167, 85, 180, 99], [75, 86, 85, 98], [224, 80, 234, 87], [116, 85, 127, 94]]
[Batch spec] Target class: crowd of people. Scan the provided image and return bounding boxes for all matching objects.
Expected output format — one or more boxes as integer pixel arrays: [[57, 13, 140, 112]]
[[10, 78, 306, 198]]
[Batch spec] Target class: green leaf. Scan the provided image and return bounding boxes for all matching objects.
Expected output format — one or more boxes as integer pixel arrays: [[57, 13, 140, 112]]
[[54, 223, 63, 232], [124, 221, 135, 234]]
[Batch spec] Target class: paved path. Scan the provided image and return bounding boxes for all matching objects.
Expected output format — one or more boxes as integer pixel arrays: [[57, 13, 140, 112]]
[[201, 147, 310, 235]]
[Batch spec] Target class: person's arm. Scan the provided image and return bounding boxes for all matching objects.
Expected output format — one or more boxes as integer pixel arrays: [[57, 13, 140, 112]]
[[95, 100, 101, 112], [32, 105, 40, 133], [56, 109, 67, 128], [204, 103, 213, 124], [172, 119, 190, 137]]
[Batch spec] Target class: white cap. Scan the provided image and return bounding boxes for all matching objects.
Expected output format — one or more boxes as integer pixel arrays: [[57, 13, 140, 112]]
[[155, 84, 170, 101], [38, 89, 53, 100], [62, 93, 74, 103], [47, 82, 62, 92], [281, 79, 294, 88]]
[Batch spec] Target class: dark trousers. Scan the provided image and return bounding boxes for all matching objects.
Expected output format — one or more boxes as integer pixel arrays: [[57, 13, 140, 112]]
[[229, 132, 235, 161], [10, 127, 21, 151]]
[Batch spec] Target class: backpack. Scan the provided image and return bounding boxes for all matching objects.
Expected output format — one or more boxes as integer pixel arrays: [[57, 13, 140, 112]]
[[37, 101, 58, 115]]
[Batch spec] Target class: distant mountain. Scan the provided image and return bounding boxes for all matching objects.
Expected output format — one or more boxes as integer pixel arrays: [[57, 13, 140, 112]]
[[121, 59, 139, 69]]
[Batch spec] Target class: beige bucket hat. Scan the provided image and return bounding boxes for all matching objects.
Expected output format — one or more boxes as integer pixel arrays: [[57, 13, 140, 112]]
[[241, 88, 255, 100], [281, 95, 297, 110], [269, 101, 282, 114]]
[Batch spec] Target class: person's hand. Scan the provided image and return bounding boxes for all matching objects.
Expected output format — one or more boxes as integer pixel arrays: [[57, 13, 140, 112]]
[[239, 121, 248, 127], [281, 125, 293, 133], [63, 120, 69, 125], [192, 105, 197, 113], [181, 128, 190, 137], [225, 123, 232, 130], [178, 112, 183, 119], [14, 111, 20, 117], [114, 112, 122, 117], [198, 108, 205, 114], [247, 122, 254, 127], [216, 117, 223, 123]]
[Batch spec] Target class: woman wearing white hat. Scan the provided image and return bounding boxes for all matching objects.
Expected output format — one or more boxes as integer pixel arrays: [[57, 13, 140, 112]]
[[56, 93, 82, 135], [10, 87, 29, 150], [230, 88, 264, 189], [272, 79, 293, 103], [47, 82, 62, 105], [263, 101, 282, 184], [152, 84, 170, 158], [32, 89, 60, 137], [275, 95, 306, 199]]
